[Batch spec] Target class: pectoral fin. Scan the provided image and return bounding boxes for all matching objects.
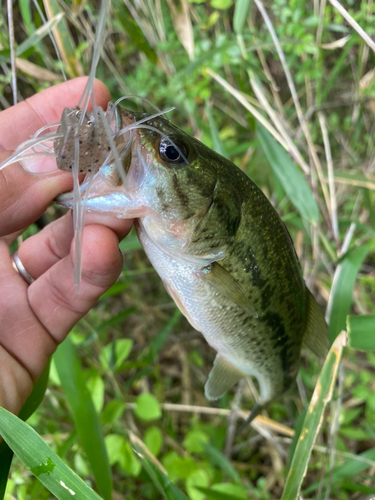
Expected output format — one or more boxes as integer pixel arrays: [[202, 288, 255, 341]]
[[196, 262, 258, 318], [303, 289, 329, 359], [205, 355, 245, 401]]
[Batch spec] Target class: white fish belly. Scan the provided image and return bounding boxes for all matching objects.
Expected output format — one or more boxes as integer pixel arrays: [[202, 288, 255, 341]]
[[136, 221, 278, 403]]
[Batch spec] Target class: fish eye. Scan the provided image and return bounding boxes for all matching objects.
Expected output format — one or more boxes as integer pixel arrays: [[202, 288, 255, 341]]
[[159, 138, 188, 165]]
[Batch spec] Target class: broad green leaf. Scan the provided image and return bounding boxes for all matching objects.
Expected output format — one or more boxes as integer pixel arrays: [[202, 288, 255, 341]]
[[183, 430, 209, 453], [54, 337, 112, 500], [211, 0, 233, 9], [144, 427, 163, 457], [105, 434, 124, 465], [162, 451, 199, 482], [134, 393, 162, 421], [281, 332, 346, 499], [347, 315, 375, 351], [119, 440, 142, 476], [99, 338, 133, 371], [210, 484, 247, 499], [87, 374, 105, 413], [105, 435, 141, 475], [101, 400, 126, 426], [0, 408, 102, 500], [340, 481, 375, 495], [134, 448, 190, 500], [205, 100, 228, 158], [304, 447, 375, 495], [43, 0, 84, 77], [186, 469, 210, 500], [257, 124, 319, 223], [234, 0, 251, 34], [196, 486, 246, 500], [0, 363, 50, 500], [330, 447, 375, 483], [340, 427, 370, 440], [328, 243, 371, 343], [203, 443, 241, 482]]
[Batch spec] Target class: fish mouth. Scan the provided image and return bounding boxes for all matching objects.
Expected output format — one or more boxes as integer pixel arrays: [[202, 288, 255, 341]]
[[55, 139, 133, 207], [55, 107, 150, 217]]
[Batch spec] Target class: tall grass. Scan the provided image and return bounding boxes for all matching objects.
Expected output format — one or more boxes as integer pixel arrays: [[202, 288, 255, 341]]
[[0, 0, 375, 499]]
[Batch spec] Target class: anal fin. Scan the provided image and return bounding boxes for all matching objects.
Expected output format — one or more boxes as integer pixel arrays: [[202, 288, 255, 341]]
[[205, 355, 245, 401], [303, 289, 329, 359]]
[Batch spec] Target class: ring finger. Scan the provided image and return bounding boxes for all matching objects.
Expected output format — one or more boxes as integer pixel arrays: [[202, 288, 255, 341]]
[[14, 210, 134, 281]]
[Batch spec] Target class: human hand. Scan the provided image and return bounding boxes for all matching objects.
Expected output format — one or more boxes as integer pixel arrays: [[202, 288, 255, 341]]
[[0, 78, 133, 415]]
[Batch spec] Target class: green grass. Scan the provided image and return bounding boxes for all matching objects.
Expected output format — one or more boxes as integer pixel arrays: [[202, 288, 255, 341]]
[[1, 0, 375, 498]]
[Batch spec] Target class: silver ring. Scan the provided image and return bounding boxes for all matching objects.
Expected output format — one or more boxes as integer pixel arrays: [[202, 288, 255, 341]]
[[11, 250, 35, 285]]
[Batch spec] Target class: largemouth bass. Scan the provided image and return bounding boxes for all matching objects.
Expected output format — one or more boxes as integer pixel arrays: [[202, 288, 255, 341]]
[[57, 105, 329, 422]]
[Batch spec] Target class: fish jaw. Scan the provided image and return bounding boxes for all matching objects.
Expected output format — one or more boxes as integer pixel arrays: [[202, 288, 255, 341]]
[[55, 166, 147, 218], [55, 123, 152, 219]]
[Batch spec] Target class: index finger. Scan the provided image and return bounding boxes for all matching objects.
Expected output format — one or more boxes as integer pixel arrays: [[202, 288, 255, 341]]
[[0, 77, 110, 151], [0, 78, 111, 235]]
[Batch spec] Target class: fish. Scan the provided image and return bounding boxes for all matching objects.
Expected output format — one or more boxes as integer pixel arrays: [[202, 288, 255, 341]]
[[56, 105, 329, 425]]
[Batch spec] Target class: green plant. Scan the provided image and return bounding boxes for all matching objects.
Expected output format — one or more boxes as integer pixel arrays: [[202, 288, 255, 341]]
[[1, 0, 375, 498]]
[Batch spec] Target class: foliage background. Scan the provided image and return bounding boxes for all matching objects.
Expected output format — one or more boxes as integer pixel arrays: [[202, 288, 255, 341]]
[[1, 0, 375, 498]]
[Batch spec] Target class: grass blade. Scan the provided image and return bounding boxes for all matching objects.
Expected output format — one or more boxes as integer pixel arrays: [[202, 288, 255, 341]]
[[134, 446, 190, 500], [19, 362, 51, 422], [43, 0, 84, 78], [257, 124, 319, 223], [304, 447, 375, 495], [327, 243, 372, 343], [54, 337, 112, 500], [281, 331, 346, 500], [16, 13, 64, 56], [234, 0, 251, 35], [205, 100, 228, 158], [347, 315, 375, 350], [147, 309, 181, 360], [0, 362, 50, 499], [19, 0, 33, 34], [333, 171, 375, 191], [0, 407, 103, 500], [203, 443, 240, 483], [0, 443, 13, 500], [113, 0, 158, 64]]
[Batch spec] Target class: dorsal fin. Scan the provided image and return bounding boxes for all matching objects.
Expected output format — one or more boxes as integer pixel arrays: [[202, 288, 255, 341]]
[[303, 289, 329, 359], [204, 355, 245, 401]]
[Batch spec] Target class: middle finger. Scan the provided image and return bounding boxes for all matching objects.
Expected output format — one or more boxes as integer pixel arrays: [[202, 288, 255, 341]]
[[17, 211, 134, 280]]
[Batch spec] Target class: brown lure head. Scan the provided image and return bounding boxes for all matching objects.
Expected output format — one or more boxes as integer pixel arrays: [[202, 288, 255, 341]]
[[54, 107, 111, 174]]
